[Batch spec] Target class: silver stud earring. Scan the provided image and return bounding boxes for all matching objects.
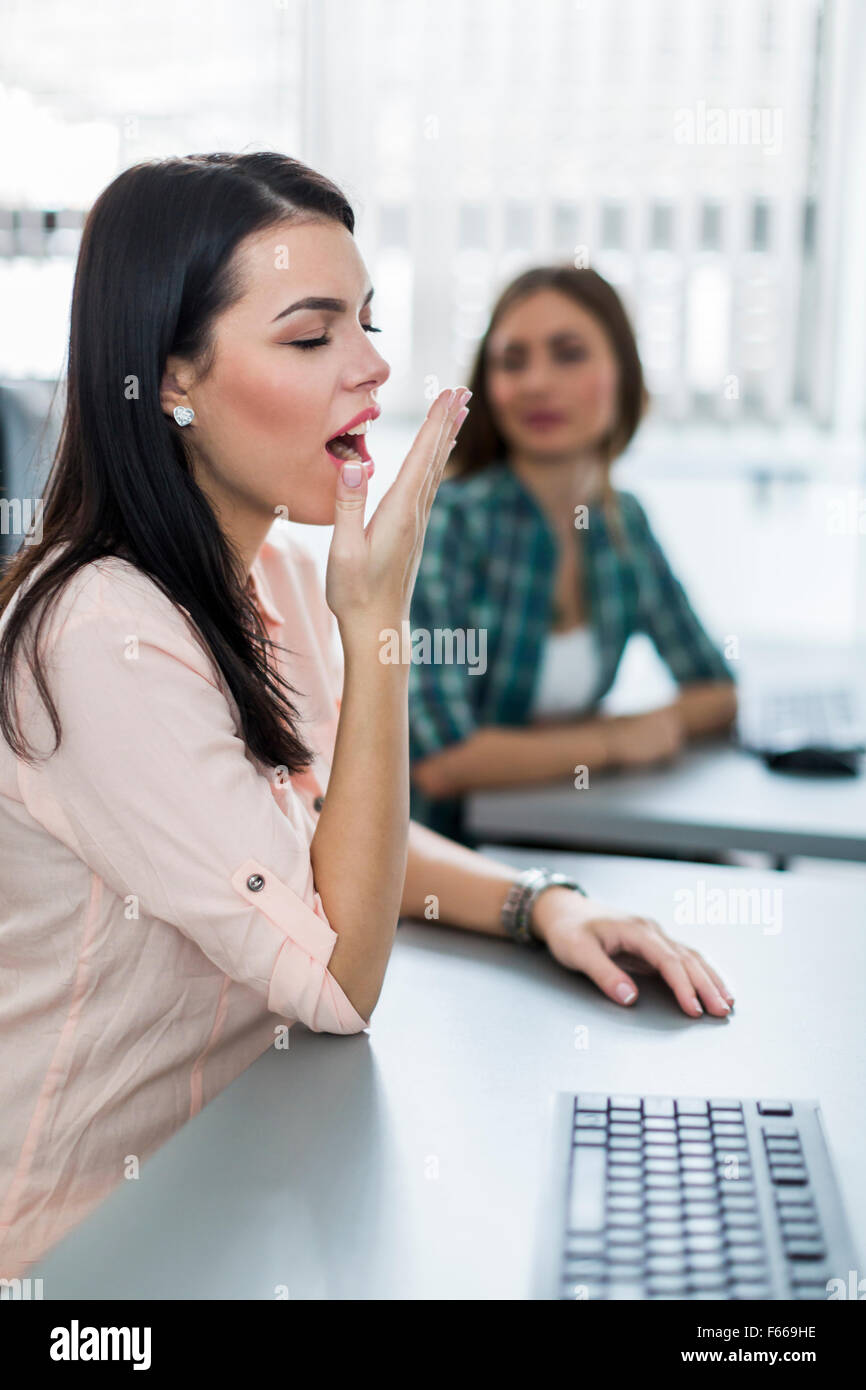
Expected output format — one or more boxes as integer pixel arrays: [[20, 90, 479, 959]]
[[173, 406, 195, 427]]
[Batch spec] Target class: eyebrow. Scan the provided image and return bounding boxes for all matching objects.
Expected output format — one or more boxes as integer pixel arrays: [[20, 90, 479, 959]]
[[271, 285, 375, 324]]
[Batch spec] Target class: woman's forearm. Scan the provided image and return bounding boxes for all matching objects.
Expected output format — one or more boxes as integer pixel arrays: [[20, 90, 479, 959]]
[[412, 681, 739, 800], [674, 680, 738, 738], [411, 720, 610, 799], [311, 625, 411, 1020], [401, 819, 534, 939]]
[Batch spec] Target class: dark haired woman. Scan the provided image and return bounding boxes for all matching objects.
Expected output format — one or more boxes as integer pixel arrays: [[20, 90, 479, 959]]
[[0, 160, 732, 1277], [409, 267, 737, 844]]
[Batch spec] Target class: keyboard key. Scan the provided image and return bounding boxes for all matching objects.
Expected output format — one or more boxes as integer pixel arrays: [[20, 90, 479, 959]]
[[762, 1124, 798, 1138], [758, 1100, 793, 1115], [568, 1148, 606, 1233], [712, 1124, 747, 1139], [575, 1113, 607, 1128], [724, 1212, 761, 1230], [609, 1122, 642, 1137], [646, 1202, 682, 1219], [647, 1277, 689, 1296], [608, 1210, 644, 1228], [646, 1220, 682, 1238], [576, 1095, 609, 1111], [681, 1156, 715, 1171], [774, 1190, 814, 1208], [645, 1117, 677, 1131], [680, 1141, 714, 1157], [720, 1194, 758, 1211], [646, 1254, 685, 1275], [608, 1195, 643, 1212], [686, 1235, 726, 1254], [685, 1218, 723, 1235], [608, 1135, 642, 1150], [683, 1201, 720, 1218], [606, 1253, 643, 1274], [688, 1252, 727, 1272], [771, 1169, 809, 1185], [606, 1282, 645, 1300], [609, 1228, 643, 1246], [765, 1136, 801, 1152], [678, 1115, 711, 1130], [574, 1130, 607, 1147], [682, 1171, 716, 1187], [710, 1099, 743, 1112], [727, 1228, 764, 1246], [731, 1281, 772, 1299], [643, 1097, 675, 1117], [567, 1234, 606, 1256], [784, 1238, 827, 1260], [790, 1266, 832, 1288], [690, 1271, 730, 1292], [779, 1211, 822, 1229], [608, 1179, 643, 1197], [728, 1247, 766, 1266], [645, 1173, 681, 1190], [676, 1098, 710, 1115], [645, 1157, 680, 1174], [647, 1237, 686, 1256], [609, 1157, 642, 1172], [610, 1095, 642, 1110], [781, 1226, 823, 1249], [563, 1258, 607, 1280]]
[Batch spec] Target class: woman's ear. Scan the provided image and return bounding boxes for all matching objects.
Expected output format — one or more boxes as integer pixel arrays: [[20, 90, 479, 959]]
[[159, 356, 194, 420]]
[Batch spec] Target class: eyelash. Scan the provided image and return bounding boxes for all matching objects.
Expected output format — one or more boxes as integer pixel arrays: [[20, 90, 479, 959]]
[[289, 324, 382, 351]]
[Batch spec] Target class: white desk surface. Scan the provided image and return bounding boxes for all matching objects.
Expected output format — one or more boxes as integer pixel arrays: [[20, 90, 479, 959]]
[[466, 742, 866, 860], [34, 847, 865, 1300], [467, 645, 866, 861]]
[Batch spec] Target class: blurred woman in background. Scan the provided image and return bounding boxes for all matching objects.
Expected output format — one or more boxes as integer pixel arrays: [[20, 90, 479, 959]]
[[409, 266, 737, 842]]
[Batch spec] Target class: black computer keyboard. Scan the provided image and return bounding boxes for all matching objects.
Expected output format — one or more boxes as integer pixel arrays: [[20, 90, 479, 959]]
[[533, 1093, 859, 1300]]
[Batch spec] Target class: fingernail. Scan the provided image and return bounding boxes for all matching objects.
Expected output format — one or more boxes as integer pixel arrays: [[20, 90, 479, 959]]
[[341, 463, 362, 488], [615, 982, 636, 1004], [692, 998, 703, 1014], [456, 406, 470, 427], [716, 995, 730, 1012], [446, 388, 456, 407], [458, 388, 472, 406]]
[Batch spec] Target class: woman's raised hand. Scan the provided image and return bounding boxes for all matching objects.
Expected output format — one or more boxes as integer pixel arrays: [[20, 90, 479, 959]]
[[326, 387, 471, 639]]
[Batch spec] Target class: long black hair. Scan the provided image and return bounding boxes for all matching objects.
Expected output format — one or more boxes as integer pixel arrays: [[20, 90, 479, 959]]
[[0, 151, 354, 773]]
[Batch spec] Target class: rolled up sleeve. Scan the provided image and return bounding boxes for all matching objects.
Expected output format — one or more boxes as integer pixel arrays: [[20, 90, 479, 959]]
[[16, 576, 368, 1035]]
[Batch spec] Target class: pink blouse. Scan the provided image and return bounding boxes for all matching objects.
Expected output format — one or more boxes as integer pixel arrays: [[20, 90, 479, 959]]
[[0, 531, 368, 1279]]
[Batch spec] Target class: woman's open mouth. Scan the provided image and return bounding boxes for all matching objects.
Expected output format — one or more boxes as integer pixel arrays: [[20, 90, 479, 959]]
[[325, 420, 373, 466]]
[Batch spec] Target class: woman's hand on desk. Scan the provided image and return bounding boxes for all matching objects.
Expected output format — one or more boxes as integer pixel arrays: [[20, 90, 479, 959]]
[[600, 705, 685, 769], [531, 886, 734, 1019]]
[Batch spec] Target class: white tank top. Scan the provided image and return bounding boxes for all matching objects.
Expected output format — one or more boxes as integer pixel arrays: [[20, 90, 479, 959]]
[[531, 625, 601, 718]]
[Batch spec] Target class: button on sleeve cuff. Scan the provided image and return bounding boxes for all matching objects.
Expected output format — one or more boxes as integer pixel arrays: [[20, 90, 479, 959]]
[[231, 858, 369, 1034]]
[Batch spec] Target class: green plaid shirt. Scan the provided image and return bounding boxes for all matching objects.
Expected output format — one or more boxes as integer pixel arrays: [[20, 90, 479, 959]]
[[408, 460, 736, 842]]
